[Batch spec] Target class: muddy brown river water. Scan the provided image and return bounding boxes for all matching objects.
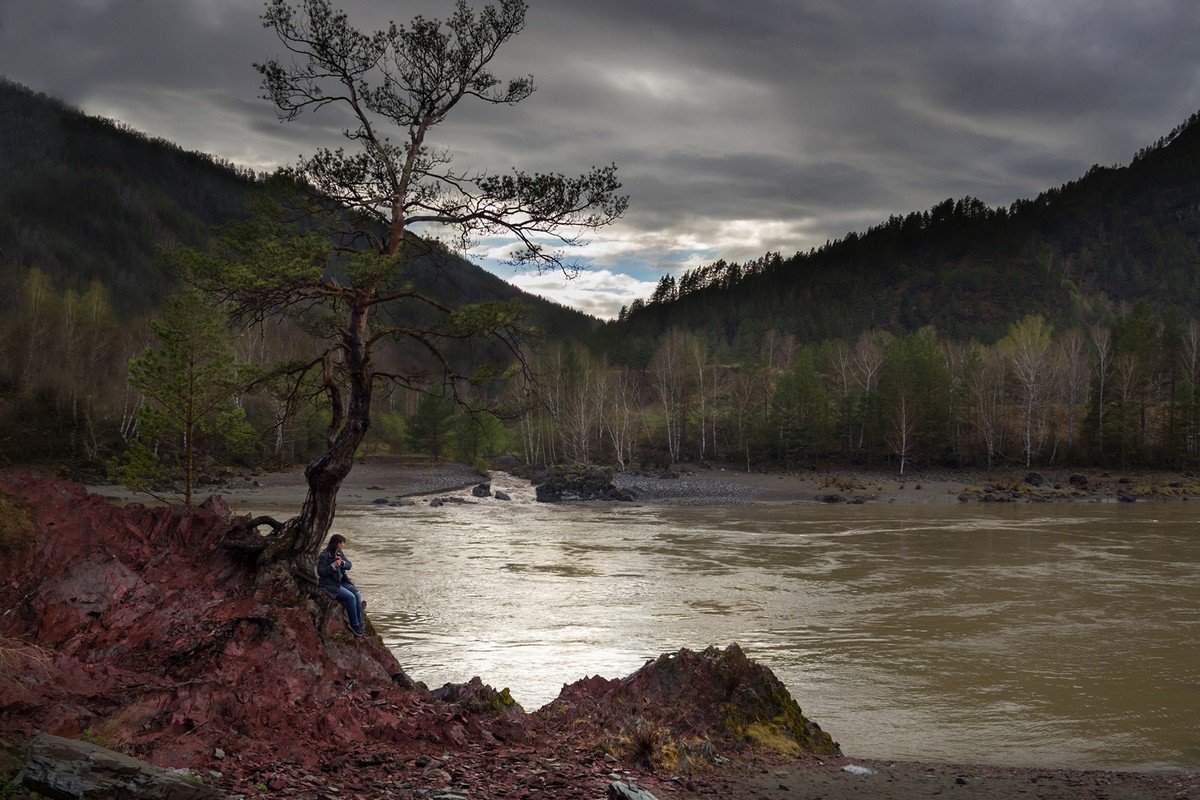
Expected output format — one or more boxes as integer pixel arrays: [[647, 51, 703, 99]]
[[304, 477, 1199, 772]]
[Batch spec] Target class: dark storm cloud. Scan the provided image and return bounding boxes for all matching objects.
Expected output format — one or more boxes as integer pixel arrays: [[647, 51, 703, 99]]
[[2, 0, 1199, 315]]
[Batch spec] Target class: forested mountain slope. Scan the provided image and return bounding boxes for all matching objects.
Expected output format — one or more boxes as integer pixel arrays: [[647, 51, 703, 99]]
[[0, 78, 595, 336], [601, 109, 1200, 363]]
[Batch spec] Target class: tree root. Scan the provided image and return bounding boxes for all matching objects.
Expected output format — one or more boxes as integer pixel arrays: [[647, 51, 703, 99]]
[[221, 514, 298, 565]]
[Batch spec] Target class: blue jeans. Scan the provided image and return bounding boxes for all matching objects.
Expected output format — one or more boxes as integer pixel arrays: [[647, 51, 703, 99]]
[[335, 585, 363, 628]]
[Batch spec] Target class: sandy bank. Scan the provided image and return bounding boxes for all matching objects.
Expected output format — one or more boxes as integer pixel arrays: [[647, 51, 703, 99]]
[[702, 755, 1197, 800], [86, 458, 483, 510]]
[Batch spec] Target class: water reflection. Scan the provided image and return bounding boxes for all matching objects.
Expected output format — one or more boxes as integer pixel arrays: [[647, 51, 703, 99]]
[[259, 479, 1200, 770]]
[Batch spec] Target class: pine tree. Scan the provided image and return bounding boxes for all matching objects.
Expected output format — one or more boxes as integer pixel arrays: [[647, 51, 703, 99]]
[[109, 290, 248, 505]]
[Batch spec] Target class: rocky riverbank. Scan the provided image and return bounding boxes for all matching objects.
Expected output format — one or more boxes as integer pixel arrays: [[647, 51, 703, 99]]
[[0, 471, 836, 799], [9, 469, 1197, 800], [608, 463, 1200, 507]]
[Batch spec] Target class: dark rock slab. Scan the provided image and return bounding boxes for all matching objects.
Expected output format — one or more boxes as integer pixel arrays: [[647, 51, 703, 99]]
[[20, 733, 222, 799], [1024, 472, 1045, 487], [471, 483, 491, 498], [494, 491, 512, 501]]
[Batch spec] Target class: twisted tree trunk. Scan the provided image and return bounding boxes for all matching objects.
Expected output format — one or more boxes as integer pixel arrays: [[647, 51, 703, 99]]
[[222, 301, 372, 579]]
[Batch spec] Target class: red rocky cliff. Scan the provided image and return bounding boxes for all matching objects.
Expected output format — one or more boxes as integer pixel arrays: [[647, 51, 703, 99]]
[[0, 472, 836, 798]]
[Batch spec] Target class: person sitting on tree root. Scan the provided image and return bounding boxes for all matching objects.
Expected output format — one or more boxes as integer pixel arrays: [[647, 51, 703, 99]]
[[317, 533, 366, 637]]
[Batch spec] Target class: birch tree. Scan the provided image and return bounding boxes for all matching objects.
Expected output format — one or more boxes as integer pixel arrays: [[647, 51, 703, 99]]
[[1001, 315, 1053, 467], [967, 346, 1006, 470], [1089, 324, 1113, 458], [650, 329, 689, 462]]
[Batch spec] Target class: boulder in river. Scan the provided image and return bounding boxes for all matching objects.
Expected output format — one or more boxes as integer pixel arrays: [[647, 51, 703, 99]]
[[494, 491, 512, 501], [472, 483, 491, 498], [535, 464, 623, 502]]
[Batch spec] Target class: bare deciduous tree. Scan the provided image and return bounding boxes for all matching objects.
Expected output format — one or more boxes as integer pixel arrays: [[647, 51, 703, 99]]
[[1056, 328, 1091, 455], [1089, 324, 1113, 457], [650, 329, 689, 463], [1002, 315, 1053, 467], [969, 347, 1006, 470]]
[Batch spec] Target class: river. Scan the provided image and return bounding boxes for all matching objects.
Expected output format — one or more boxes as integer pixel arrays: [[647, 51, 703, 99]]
[[320, 478, 1199, 772]]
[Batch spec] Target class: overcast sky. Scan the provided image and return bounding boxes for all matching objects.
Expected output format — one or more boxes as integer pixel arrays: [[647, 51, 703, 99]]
[[2, 0, 1199, 318]]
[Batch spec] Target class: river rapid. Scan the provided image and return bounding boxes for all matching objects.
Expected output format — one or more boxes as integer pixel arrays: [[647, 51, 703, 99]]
[[308, 477, 1199, 772]]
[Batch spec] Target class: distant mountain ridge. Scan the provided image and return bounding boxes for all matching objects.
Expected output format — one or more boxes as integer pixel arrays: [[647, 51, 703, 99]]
[[0, 78, 596, 337], [602, 107, 1200, 358]]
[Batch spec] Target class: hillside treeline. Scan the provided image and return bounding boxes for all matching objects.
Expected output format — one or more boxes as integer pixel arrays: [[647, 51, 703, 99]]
[[524, 300, 1200, 473], [8, 263, 1200, 478], [600, 109, 1200, 358]]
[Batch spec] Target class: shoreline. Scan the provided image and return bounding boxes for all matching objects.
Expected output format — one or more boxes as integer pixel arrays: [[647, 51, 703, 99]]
[[17, 467, 1199, 798], [85, 458, 1200, 510]]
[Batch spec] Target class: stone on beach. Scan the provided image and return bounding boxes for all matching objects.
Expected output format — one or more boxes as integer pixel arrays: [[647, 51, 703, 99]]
[[842, 763, 876, 776], [20, 733, 222, 799], [607, 780, 659, 800]]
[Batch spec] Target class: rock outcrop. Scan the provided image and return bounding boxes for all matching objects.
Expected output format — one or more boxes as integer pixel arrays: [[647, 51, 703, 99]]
[[0, 472, 836, 799], [0, 472, 480, 772], [540, 644, 838, 766], [432, 677, 525, 717]]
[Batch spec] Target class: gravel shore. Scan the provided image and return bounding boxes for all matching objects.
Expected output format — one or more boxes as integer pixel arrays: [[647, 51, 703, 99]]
[[88, 459, 1200, 510]]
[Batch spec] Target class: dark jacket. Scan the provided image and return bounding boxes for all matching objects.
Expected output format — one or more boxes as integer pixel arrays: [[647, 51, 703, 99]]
[[316, 549, 354, 597]]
